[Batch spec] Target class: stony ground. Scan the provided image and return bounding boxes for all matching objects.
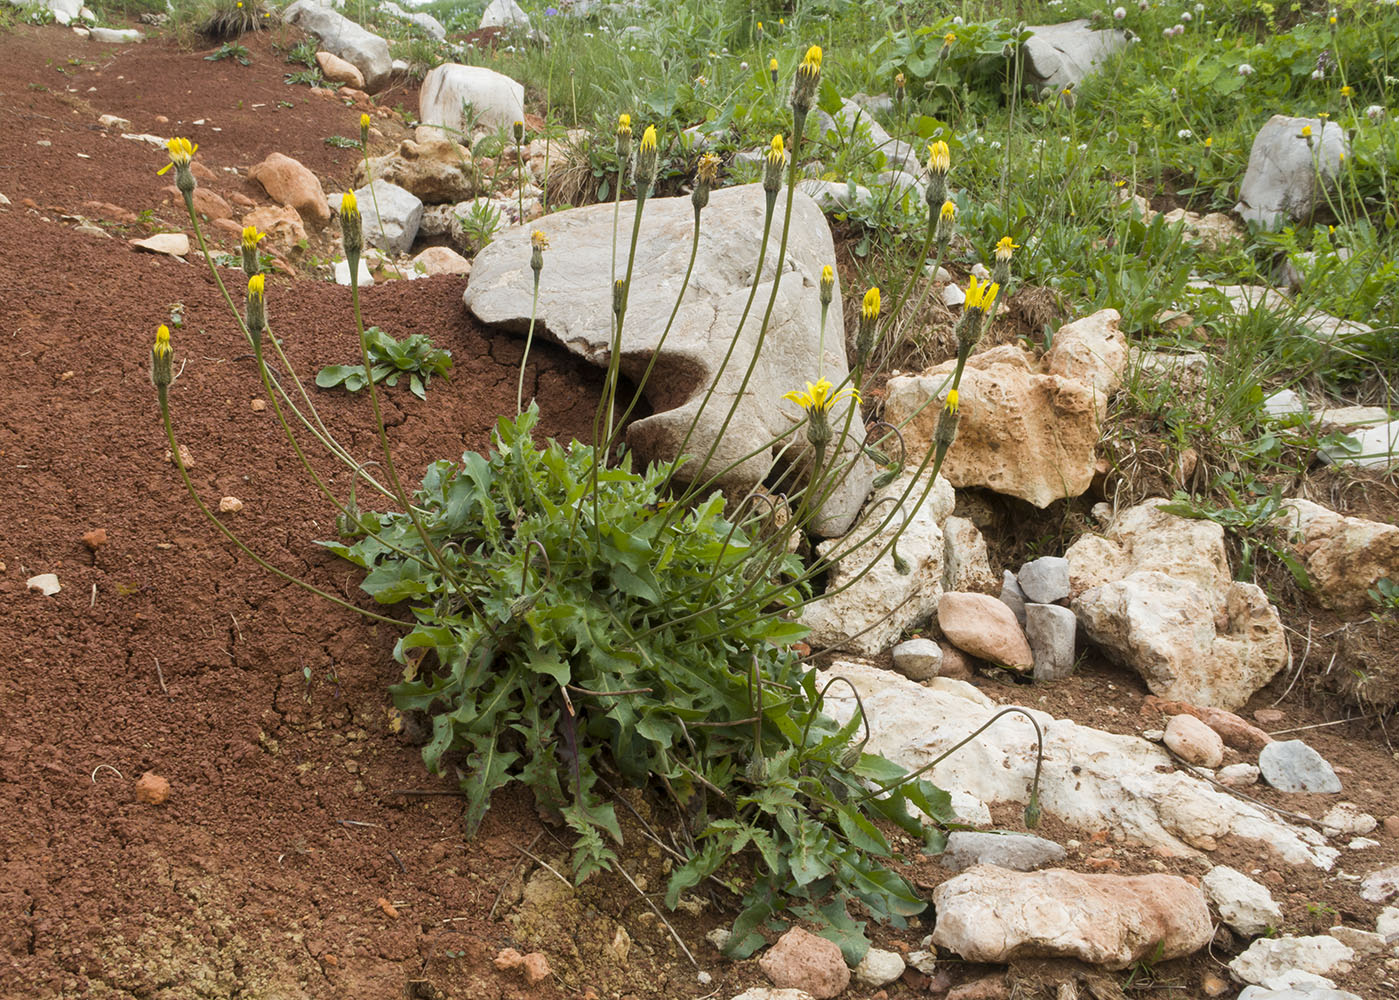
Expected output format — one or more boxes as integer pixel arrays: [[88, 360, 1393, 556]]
[[1, 18, 1397, 1000]]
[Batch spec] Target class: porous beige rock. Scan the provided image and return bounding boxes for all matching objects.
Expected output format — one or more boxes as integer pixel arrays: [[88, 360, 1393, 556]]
[[1065, 498, 1231, 599], [134, 772, 170, 805], [884, 310, 1126, 507], [412, 245, 472, 277], [248, 153, 330, 230], [1275, 498, 1399, 611], [241, 204, 307, 250], [353, 136, 475, 205], [931, 865, 1212, 969], [1163, 714, 1224, 768]]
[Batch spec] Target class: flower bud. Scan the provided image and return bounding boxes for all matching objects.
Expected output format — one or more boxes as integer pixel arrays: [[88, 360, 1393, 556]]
[[693, 152, 720, 211], [819, 264, 834, 307], [158, 137, 199, 197], [512, 119, 525, 145], [612, 278, 626, 317], [150, 324, 173, 389], [635, 125, 659, 192], [241, 225, 265, 276], [932, 400, 959, 468], [791, 45, 821, 113], [245, 274, 267, 343], [340, 190, 362, 260], [763, 134, 786, 193], [360, 112, 371, 147], [530, 229, 549, 274], [616, 113, 632, 163], [935, 199, 957, 247], [769, 56, 778, 85], [856, 286, 880, 368]]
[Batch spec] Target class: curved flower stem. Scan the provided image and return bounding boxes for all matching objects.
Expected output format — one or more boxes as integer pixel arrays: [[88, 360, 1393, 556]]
[[517, 269, 542, 414], [159, 387, 404, 627]]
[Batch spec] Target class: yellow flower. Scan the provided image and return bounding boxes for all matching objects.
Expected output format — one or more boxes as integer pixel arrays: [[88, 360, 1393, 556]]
[[767, 133, 785, 166], [1329, 14, 1336, 23], [945, 389, 959, 414], [939, 200, 956, 224], [151, 324, 173, 388], [156, 136, 197, 175], [820, 265, 835, 306], [640, 124, 657, 153], [248, 273, 265, 296], [1300, 124, 1313, 138], [618, 113, 632, 136], [1340, 85, 1353, 98], [341, 189, 359, 217], [531, 230, 550, 251], [154, 324, 172, 361], [241, 226, 264, 250], [360, 112, 371, 130], [1204, 136, 1213, 148], [769, 57, 778, 72], [944, 31, 956, 45], [784, 377, 861, 414], [927, 140, 950, 175], [965, 275, 999, 313], [995, 236, 1019, 261], [862, 286, 880, 320], [697, 152, 720, 185], [895, 72, 905, 89], [799, 45, 822, 77], [756, 20, 763, 31], [821, 264, 834, 285]]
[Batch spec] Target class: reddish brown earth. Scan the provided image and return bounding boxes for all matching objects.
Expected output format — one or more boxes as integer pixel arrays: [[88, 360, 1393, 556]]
[[1, 21, 1397, 1000]]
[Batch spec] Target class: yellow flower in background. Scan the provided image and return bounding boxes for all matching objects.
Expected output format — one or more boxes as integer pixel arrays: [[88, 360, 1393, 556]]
[[241, 226, 264, 250], [341, 189, 359, 217], [927, 140, 950, 175], [361, 112, 372, 130], [995, 237, 1020, 262], [767, 133, 785, 166], [248, 273, 265, 296], [640, 124, 657, 153], [939, 200, 956, 224], [965, 275, 999, 314], [617, 113, 632, 136], [862, 286, 880, 320], [1340, 85, 1353, 98], [945, 389, 959, 414], [799, 45, 822, 76], [531, 230, 550, 251], [151, 324, 173, 389], [769, 57, 779, 72], [154, 324, 172, 360], [784, 377, 861, 415], [756, 20, 763, 31], [944, 31, 956, 45], [1300, 124, 1313, 138], [697, 152, 720, 185]]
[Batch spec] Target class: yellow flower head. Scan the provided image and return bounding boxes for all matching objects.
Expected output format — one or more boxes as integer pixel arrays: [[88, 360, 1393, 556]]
[[944, 31, 956, 45], [531, 229, 550, 251], [1329, 13, 1336, 23], [939, 199, 956, 224], [360, 112, 371, 131], [895, 72, 906, 89], [756, 20, 763, 31], [1300, 124, 1313, 138], [154, 324, 172, 360], [799, 45, 822, 78], [862, 286, 880, 320], [618, 113, 632, 136], [248, 273, 265, 297], [965, 275, 1000, 313], [157, 136, 198, 175], [640, 124, 657, 153], [769, 56, 778, 72], [927, 140, 951, 175], [1204, 136, 1213, 147], [1340, 85, 1353, 98], [945, 388, 959, 414], [341, 189, 359, 218], [768, 133, 786, 166], [821, 264, 834, 286], [241, 225, 265, 251], [995, 236, 1019, 261], [784, 377, 861, 415]]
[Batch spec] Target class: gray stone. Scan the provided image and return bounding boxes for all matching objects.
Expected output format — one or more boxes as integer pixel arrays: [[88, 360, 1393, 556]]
[[795, 179, 872, 213], [1264, 388, 1307, 419], [1378, 905, 1399, 940], [1326, 925, 1385, 956], [1259, 740, 1342, 794], [729, 990, 816, 1000], [852, 947, 904, 987], [942, 516, 995, 594], [1218, 762, 1260, 787], [29, 0, 82, 24], [892, 637, 943, 681], [1235, 115, 1349, 229], [420, 63, 525, 135], [381, 0, 445, 40], [349, 179, 422, 255], [1018, 555, 1071, 604], [812, 99, 919, 173], [480, 0, 529, 29], [1318, 418, 1399, 470], [1237, 988, 1363, 1000], [1000, 570, 1028, 626], [1025, 602, 1076, 681], [464, 184, 873, 536], [1202, 865, 1283, 936], [1022, 20, 1128, 90], [1361, 866, 1399, 904], [1228, 935, 1354, 988], [941, 831, 1067, 872], [89, 26, 142, 42], [285, 0, 391, 91]]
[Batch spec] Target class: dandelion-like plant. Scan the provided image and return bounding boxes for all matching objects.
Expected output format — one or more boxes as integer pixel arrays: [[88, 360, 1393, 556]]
[[991, 236, 1019, 291], [240, 225, 265, 277], [518, 230, 549, 414]]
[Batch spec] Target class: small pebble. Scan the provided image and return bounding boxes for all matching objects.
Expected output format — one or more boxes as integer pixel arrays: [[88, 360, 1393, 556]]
[[522, 952, 550, 984], [250, 398, 267, 412], [219, 496, 244, 513], [82, 528, 107, 551], [134, 771, 169, 805]]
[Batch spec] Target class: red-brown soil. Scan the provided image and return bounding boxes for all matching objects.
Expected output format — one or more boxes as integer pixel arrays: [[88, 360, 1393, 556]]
[[1, 21, 1397, 1000]]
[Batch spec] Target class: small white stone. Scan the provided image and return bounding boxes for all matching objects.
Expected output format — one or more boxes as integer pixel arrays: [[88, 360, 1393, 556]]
[[219, 496, 244, 513], [334, 257, 374, 287], [852, 947, 905, 987], [1349, 837, 1380, 850], [26, 573, 61, 596]]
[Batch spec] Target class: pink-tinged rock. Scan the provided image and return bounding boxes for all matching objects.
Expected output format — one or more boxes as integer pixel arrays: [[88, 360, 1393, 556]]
[[315, 50, 365, 89], [937, 592, 1033, 670], [758, 926, 850, 1000], [134, 772, 170, 805], [931, 865, 1211, 970], [241, 204, 307, 250], [248, 153, 330, 230], [1163, 714, 1224, 768], [412, 245, 472, 276]]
